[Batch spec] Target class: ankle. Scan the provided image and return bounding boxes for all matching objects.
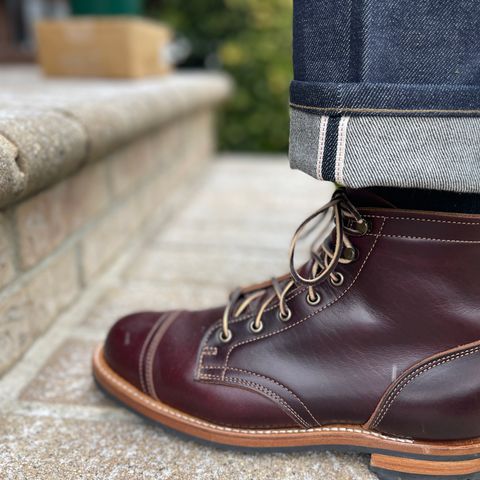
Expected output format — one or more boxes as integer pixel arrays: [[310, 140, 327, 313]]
[[359, 187, 480, 214]]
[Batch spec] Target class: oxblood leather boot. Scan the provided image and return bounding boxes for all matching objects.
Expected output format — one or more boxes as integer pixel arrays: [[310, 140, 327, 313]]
[[93, 189, 480, 480]]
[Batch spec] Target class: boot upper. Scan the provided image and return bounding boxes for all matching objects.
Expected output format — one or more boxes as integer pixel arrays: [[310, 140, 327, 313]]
[[104, 193, 480, 439]]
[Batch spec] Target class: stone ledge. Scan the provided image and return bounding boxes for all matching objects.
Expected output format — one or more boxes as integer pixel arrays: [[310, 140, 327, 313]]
[[0, 66, 232, 208], [0, 106, 218, 374]]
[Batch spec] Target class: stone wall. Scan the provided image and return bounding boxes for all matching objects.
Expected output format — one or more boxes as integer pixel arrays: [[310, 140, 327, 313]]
[[0, 108, 216, 375]]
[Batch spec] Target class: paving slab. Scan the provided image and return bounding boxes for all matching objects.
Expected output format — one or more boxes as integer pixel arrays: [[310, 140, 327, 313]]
[[0, 414, 374, 480], [126, 243, 290, 286], [19, 338, 113, 407], [82, 281, 228, 334]]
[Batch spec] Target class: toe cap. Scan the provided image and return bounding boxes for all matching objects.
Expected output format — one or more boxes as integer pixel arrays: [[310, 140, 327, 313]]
[[104, 311, 163, 391]]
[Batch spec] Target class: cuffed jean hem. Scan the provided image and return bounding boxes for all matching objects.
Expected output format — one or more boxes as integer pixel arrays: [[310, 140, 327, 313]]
[[290, 81, 480, 116], [289, 107, 480, 194]]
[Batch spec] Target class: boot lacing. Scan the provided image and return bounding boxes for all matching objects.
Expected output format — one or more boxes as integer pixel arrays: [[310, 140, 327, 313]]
[[218, 190, 368, 343]]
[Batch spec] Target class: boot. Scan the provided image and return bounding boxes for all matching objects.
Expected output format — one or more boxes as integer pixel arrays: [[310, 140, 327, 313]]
[[93, 188, 480, 480]]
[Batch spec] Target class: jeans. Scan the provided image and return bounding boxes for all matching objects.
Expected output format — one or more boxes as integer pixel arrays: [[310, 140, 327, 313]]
[[289, 0, 480, 193]]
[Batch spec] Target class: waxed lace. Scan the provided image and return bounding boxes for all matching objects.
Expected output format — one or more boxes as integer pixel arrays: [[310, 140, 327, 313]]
[[218, 190, 368, 343]]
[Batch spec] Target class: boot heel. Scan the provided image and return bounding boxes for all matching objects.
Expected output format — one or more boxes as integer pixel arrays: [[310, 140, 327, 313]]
[[370, 453, 480, 479]]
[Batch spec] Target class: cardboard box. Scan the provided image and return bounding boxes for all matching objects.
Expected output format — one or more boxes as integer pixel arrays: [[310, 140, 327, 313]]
[[36, 17, 172, 78]]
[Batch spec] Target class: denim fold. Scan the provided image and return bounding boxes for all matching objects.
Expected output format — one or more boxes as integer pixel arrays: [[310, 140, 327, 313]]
[[289, 0, 480, 192]]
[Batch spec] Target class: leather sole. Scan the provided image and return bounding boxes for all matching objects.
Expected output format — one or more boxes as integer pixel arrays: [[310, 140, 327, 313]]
[[92, 345, 480, 479]]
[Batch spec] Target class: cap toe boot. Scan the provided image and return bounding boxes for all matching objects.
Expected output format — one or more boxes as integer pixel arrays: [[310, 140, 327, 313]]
[[94, 189, 480, 479]]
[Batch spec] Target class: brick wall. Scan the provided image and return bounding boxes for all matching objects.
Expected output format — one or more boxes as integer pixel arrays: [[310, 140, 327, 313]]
[[0, 109, 215, 374]]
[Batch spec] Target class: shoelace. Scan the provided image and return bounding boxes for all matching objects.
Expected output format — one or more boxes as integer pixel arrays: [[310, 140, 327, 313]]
[[218, 190, 368, 343]]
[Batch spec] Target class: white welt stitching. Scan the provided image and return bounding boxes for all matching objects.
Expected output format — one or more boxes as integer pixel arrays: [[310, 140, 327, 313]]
[[94, 347, 413, 443]]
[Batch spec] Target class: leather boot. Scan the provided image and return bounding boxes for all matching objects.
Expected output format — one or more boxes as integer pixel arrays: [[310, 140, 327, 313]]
[[93, 189, 480, 480]]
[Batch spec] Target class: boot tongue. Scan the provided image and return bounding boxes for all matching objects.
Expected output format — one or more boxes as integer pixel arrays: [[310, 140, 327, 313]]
[[345, 187, 398, 209]]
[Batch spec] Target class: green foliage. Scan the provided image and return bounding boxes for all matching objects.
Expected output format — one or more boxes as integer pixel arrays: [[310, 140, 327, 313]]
[[148, 0, 292, 152]]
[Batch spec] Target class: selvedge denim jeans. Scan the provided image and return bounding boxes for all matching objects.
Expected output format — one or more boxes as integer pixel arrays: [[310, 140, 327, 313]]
[[289, 0, 480, 193]]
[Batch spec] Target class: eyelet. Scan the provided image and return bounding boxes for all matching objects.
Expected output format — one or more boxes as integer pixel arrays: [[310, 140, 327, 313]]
[[343, 246, 358, 262], [356, 219, 369, 236], [218, 328, 233, 343], [330, 272, 345, 287], [277, 308, 292, 322], [249, 320, 264, 334], [306, 291, 321, 306]]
